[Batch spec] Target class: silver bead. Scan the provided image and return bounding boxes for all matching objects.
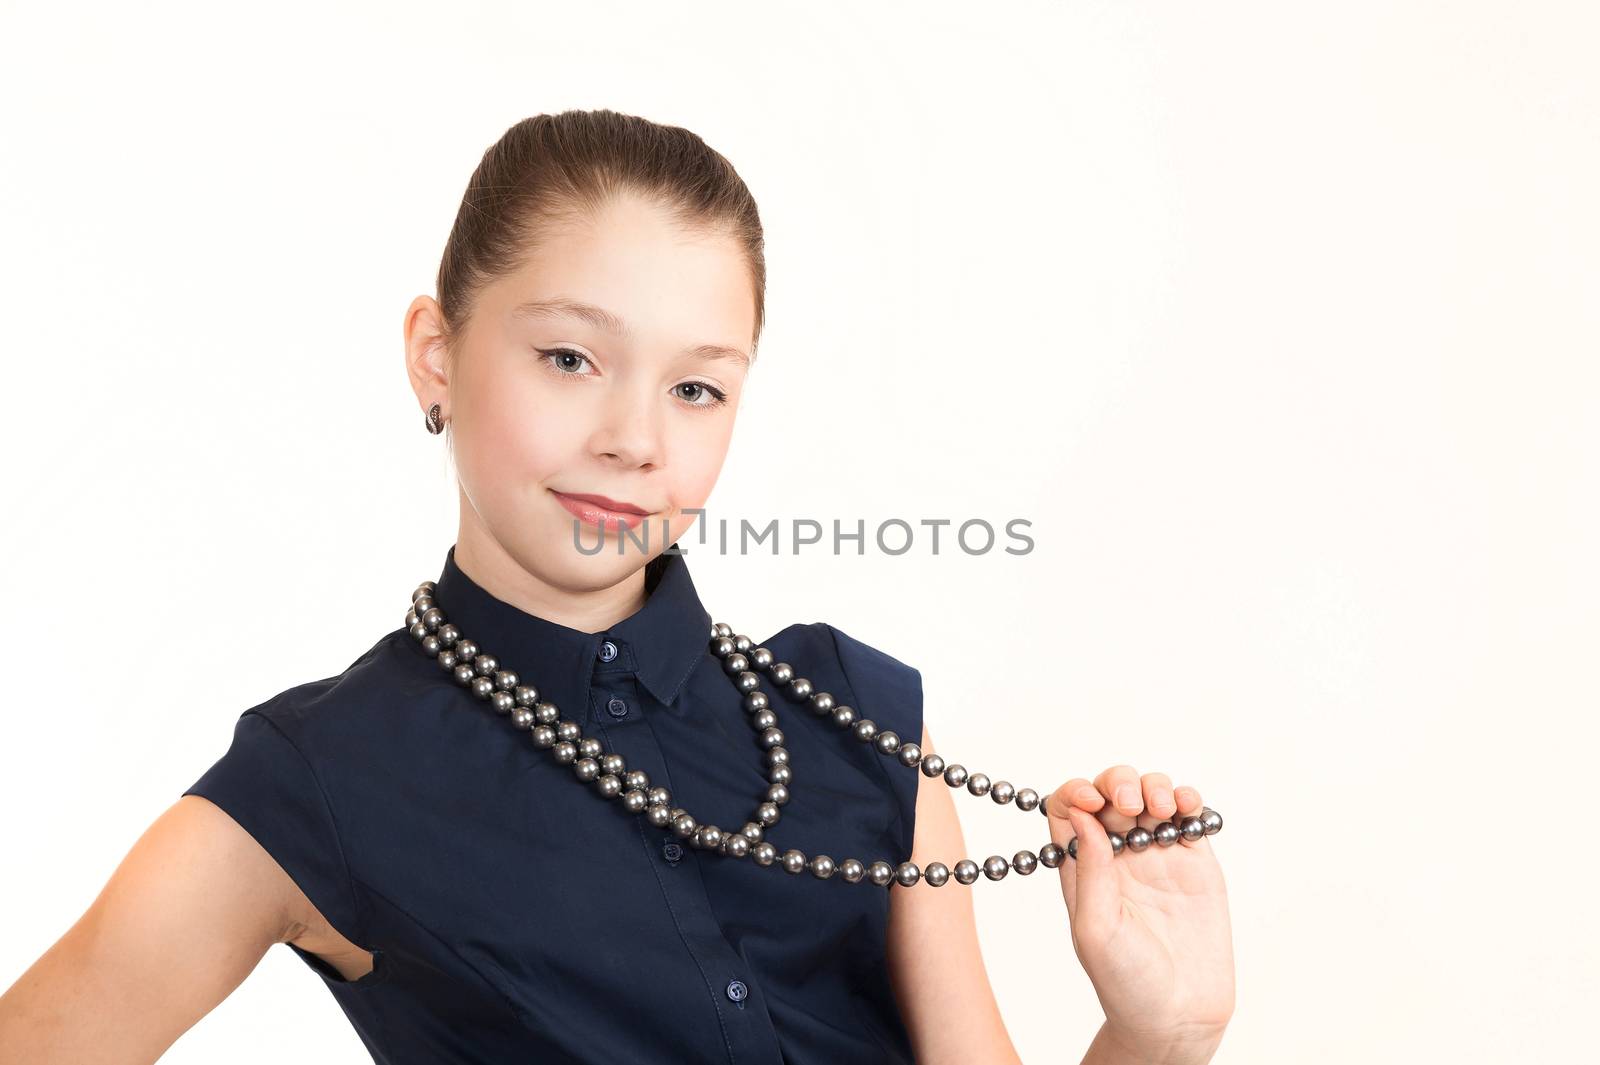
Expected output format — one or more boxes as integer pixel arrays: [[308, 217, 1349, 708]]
[[454, 639, 478, 661], [839, 858, 865, 883], [647, 787, 671, 807], [530, 725, 556, 748], [723, 653, 749, 675], [751, 708, 777, 730], [551, 741, 577, 764], [724, 834, 750, 859], [1039, 843, 1064, 868], [897, 743, 922, 767], [473, 654, 497, 677], [624, 770, 650, 792], [712, 622, 733, 638], [809, 855, 836, 879], [437, 623, 459, 646], [493, 670, 518, 691], [422, 608, 444, 632], [695, 825, 724, 850], [596, 775, 622, 799], [808, 691, 835, 716], [766, 783, 789, 806], [732, 635, 752, 653], [852, 719, 878, 742], [535, 702, 560, 725], [490, 690, 515, 714], [573, 757, 599, 782], [743, 691, 769, 713], [740, 822, 764, 843], [752, 841, 778, 866], [967, 773, 992, 797], [756, 802, 780, 826], [831, 705, 857, 728], [765, 747, 789, 767], [710, 636, 735, 656], [920, 754, 946, 777], [759, 727, 785, 750], [893, 861, 921, 887], [749, 647, 773, 669], [923, 862, 950, 887], [514, 685, 540, 707], [510, 706, 536, 729], [867, 861, 895, 887], [1011, 850, 1037, 875], [1125, 827, 1153, 852], [453, 663, 475, 686], [874, 730, 900, 755], [769, 662, 794, 685], [672, 813, 698, 838], [409, 621, 427, 640], [622, 789, 648, 813], [736, 671, 761, 694], [989, 781, 1015, 804], [1108, 832, 1125, 855], [943, 764, 968, 787], [647, 806, 672, 827], [1179, 816, 1206, 842], [600, 753, 625, 776], [436, 649, 457, 670], [556, 720, 581, 742], [1200, 807, 1223, 835], [953, 859, 980, 885], [983, 855, 1009, 881], [1154, 821, 1181, 846], [1015, 787, 1040, 812], [413, 595, 435, 614], [786, 677, 812, 702], [1066, 837, 1078, 860], [578, 737, 602, 759], [782, 849, 808, 874], [768, 763, 792, 785], [470, 676, 494, 699], [420, 635, 442, 656]]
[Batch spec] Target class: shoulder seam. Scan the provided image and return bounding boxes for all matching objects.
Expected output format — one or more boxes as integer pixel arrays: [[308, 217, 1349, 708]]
[[243, 708, 370, 946], [824, 623, 913, 857]]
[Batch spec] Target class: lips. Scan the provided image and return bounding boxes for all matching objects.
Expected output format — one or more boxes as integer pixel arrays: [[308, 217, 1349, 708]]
[[550, 490, 652, 531]]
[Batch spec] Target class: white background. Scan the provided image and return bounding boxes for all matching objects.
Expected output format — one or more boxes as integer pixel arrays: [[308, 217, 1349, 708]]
[[2, 2, 1596, 1061]]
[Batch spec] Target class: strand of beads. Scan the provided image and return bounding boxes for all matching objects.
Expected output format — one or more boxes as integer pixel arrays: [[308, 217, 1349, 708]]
[[707, 622, 1224, 886]]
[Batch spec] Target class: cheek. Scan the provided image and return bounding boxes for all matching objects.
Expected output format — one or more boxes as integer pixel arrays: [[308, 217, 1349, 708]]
[[456, 365, 575, 487], [665, 423, 734, 507]]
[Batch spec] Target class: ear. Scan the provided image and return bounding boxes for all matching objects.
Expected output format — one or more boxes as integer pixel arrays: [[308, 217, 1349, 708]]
[[404, 294, 452, 417]]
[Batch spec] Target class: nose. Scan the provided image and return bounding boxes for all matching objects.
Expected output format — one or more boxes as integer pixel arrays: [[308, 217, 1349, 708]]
[[592, 379, 663, 469]]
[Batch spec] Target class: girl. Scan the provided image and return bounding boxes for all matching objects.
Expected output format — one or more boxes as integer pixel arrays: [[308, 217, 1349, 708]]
[[0, 109, 1234, 1064]]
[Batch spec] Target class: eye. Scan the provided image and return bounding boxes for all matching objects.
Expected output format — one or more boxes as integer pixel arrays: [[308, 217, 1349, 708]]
[[674, 380, 729, 409], [538, 346, 597, 376]]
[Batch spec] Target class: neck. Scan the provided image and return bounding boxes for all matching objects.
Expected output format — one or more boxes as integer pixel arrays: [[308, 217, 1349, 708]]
[[452, 519, 648, 635]]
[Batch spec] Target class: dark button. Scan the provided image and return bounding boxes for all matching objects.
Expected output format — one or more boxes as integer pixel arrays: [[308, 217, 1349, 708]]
[[598, 639, 619, 663], [606, 696, 628, 718], [663, 841, 683, 863], [725, 979, 748, 1003]]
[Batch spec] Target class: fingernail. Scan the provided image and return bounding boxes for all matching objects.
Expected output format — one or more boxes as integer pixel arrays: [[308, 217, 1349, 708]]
[[1116, 784, 1139, 809], [1075, 787, 1100, 805]]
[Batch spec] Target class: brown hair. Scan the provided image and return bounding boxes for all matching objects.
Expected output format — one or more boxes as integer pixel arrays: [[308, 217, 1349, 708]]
[[434, 109, 766, 367]]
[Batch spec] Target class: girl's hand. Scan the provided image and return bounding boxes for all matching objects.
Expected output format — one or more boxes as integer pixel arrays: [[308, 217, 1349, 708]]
[[1046, 766, 1236, 1058]]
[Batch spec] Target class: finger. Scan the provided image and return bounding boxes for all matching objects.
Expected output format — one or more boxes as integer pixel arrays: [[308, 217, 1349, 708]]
[[1092, 764, 1142, 833], [1046, 777, 1105, 819], [1137, 772, 1175, 832], [1046, 792, 1078, 918], [1063, 806, 1119, 934], [1174, 785, 1206, 847]]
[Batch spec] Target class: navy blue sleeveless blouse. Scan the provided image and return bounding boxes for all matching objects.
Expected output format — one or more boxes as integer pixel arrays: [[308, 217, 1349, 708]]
[[182, 544, 924, 1063]]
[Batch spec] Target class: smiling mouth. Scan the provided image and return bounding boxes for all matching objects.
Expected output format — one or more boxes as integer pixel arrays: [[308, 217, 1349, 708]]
[[549, 489, 652, 531]]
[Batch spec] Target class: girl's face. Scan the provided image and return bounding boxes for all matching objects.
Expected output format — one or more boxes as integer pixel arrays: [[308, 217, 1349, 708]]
[[406, 194, 754, 593]]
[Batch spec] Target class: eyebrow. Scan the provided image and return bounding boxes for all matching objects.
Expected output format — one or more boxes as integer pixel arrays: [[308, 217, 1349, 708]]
[[511, 297, 750, 367]]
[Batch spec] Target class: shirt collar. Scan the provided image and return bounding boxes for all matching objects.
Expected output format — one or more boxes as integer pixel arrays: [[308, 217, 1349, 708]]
[[429, 543, 712, 717]]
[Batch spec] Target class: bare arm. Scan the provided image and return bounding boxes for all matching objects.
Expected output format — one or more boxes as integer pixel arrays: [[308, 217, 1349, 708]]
[[0, 795, 311, 1064], [885, 724, 1024, 1065]]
